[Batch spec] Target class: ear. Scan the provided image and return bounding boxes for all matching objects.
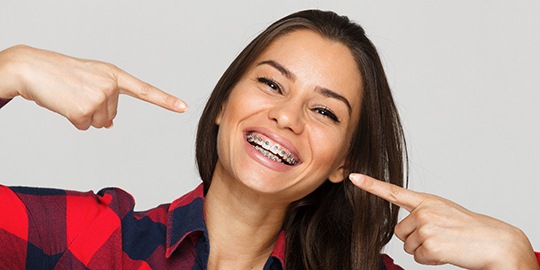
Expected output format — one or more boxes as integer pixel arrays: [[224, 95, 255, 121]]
[[215, 104, 225, 125], [328, 163, 346, 183]]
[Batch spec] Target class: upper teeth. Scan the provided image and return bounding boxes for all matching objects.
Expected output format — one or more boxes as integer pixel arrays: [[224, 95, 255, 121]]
[[246, 133, 298, 165]]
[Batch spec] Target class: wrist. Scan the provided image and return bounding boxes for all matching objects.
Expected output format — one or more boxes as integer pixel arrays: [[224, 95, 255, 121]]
[[0, 45, 30, 99], [478, 225, 537, 270], [501, 228, 539, 270]]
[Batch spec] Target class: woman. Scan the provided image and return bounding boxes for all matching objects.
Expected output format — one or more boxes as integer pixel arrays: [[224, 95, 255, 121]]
[[0, 10, 538, 270]]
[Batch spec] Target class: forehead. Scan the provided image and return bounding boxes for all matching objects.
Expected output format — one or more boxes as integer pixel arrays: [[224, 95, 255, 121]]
[[253, 29, 363, 115]]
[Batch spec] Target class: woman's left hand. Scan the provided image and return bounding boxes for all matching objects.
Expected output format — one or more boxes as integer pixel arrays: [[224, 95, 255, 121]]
[[349, 173, 539, 270]]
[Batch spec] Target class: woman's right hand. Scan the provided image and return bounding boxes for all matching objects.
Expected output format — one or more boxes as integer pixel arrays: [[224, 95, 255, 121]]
[[0, 45, 187, 130]]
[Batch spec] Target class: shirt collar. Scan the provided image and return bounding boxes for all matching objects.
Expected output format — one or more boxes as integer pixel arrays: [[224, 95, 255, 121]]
[[269, 230, 286, 267], [165, 184, 206, 258], [165, 183, 286, 268]]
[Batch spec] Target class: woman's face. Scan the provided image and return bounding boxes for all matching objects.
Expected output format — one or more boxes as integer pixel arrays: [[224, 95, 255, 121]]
[[214, 29, 363, 203]]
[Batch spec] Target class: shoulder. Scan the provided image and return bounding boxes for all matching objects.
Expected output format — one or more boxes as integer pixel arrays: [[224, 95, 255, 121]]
[[96, 187, 138, 217], [0, 185, 142, 268], [381, 254, 404, 270], [1, 185, 138, 225]]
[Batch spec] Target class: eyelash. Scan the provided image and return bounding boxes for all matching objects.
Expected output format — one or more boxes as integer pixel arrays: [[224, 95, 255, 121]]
[[257, 77, 340, 123], [312, 107, 340, 123], [257, 77, 282, 94]]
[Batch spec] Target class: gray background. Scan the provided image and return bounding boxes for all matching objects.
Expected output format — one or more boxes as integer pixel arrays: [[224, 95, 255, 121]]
[[1, 1, 538, 269]]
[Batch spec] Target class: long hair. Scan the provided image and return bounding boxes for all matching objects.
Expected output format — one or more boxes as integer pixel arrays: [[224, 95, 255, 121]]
[[196, 10, 407, 269]]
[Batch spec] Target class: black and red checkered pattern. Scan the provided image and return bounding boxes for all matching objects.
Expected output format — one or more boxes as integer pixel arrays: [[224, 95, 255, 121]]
[[0, 184, 286, 269]]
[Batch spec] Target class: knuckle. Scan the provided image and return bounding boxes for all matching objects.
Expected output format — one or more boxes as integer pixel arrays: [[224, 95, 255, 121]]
[[414, 253, 433, 265], [164, 95, 175, 107], [91, 62, 119, 93], [78, 125, 90, 131], [394, 230, 406, 242], [92, 121, 105, 129], [109, 109, 118, 120], [416, 224, 433, 240], [403, 242, 415, 255], [83, 86, 108, 105], [394, 222, 403, 234], [421, 238, 442, 259], [138, 81, 154, 97], [100, 80, 118, 95], [394, 223, 407, 239], [70, 119, 90, 130], [388, 184, 402, 202], [70, 105, 94, 123], [106, 62, 119, 73], [414, 249, 438, 265], [415, 209, 434, 224], [95, 60, 118, 74], [363, 176, 374, 188], [10, 44, 31, 53], [79, 103, 96, 117], [414, 239, 446, 265], [94, 91, 108, 104]]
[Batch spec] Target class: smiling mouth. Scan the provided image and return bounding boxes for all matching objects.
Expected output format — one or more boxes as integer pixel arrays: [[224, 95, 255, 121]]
[[246, 132, 299, 166]]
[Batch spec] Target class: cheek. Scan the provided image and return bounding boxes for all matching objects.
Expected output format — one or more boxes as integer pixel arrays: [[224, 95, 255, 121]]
[[309, 127, 349, 166], [215, 124, 228, 161], [216, 91, 246, 127]]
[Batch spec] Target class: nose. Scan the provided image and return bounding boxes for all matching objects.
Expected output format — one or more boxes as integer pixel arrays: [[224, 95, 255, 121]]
[[267, 98, 305, 134]]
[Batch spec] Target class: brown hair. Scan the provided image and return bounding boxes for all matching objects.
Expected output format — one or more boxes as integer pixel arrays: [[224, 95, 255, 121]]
[[196, 10, 407, 269]]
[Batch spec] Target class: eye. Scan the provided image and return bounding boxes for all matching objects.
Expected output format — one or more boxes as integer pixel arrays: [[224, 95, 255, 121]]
[[257, 77, 282, 94], [312, 106, 340, 123]]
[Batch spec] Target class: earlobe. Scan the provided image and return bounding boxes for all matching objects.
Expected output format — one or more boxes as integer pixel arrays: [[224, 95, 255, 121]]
[[328, 164, 346, 183], [215, 106, 224, 125]]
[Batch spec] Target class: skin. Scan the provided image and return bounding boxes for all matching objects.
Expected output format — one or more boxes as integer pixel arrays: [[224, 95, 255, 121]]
[[0, 45, 187, 129], [0, 43, 537, 269], [206, 30, 363, 269], [350, 173, 540, 270]]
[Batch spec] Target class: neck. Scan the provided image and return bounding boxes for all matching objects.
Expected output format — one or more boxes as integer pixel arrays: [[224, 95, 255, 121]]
[[204, 165, 288, 270]]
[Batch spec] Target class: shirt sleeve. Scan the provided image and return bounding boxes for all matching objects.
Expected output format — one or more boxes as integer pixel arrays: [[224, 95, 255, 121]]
[[0, 185, 130, 269], [0, 185, 30, 268], [536, 252, 540, 265], [381, 254, 404, 270], [0, 98, 11, 109]]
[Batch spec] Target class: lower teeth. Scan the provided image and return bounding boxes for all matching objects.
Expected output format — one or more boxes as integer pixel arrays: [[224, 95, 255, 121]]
[[255, 145, 283, 163]]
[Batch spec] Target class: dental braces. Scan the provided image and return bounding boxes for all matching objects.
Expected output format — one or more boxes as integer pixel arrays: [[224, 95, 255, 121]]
[[246, 134, 298, 165]]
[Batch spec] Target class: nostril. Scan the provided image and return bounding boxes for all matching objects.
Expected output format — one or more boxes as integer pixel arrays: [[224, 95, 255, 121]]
[[269, 110, 304, 135]]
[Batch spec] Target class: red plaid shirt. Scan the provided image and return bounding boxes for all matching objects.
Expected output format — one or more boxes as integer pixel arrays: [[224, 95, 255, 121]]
[[0, 184, 288, 269], [0, 98, 10, 108], [0, 183, 406, 269]]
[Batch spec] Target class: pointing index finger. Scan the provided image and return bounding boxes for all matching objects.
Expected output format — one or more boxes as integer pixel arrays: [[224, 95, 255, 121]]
[[116, 68, 188, 112], [349, 173, 424, 212]]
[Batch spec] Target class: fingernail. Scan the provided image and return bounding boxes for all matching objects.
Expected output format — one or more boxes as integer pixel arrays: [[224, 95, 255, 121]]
[[349, 173, 364, 185], [175, 100, 188, 111]]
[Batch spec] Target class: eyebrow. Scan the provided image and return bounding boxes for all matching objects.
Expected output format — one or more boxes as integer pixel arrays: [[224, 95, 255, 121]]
[[315, 87, 352, 116], [257, 59, 353, 116], [257, 60, 296, 81]]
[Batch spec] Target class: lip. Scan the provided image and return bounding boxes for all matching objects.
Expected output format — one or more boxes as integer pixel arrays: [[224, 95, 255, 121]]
[[243, 127, 302, 170]]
